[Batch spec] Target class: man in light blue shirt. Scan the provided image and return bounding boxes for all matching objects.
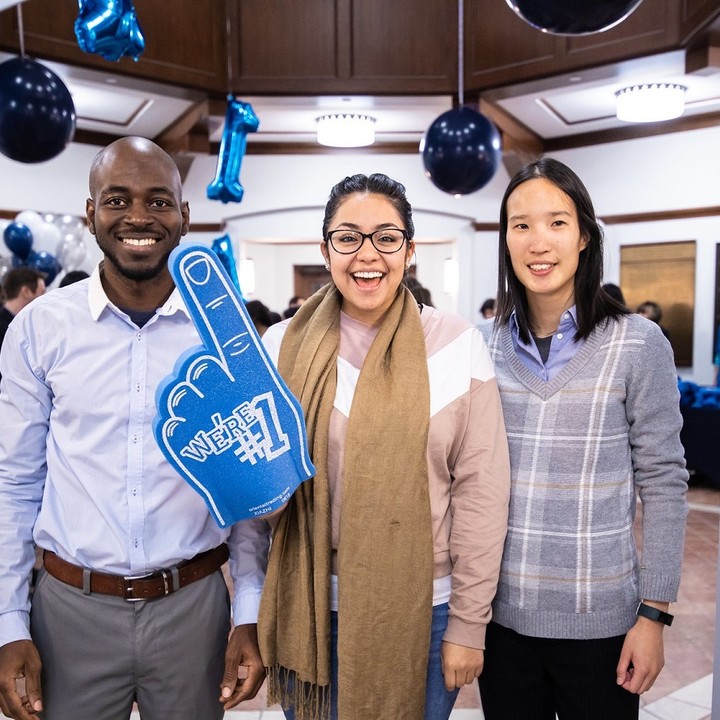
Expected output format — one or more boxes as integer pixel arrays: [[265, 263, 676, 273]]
[[0, 137, 270, 720]]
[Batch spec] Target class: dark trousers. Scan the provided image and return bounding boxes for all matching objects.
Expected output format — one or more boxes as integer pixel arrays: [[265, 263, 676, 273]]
[[479, 621, 640, 720]]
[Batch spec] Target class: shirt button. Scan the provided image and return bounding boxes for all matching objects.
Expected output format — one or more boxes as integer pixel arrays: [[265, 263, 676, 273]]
[[557, 333, 564, 340]]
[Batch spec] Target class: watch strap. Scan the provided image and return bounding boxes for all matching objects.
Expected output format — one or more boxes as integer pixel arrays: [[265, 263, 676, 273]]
[[637, 601, 674, 626]]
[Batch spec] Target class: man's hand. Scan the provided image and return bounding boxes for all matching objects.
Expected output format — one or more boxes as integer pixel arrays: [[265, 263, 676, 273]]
[[219, 623, 265, 709], [616, 617, 665, 694], [0, 640, 43, 720], [441, 641, 484, 691]]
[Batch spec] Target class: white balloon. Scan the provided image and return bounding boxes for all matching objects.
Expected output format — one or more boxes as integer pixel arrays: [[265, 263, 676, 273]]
[[14, 210, 45, 238], [32, 222, 63, 255]]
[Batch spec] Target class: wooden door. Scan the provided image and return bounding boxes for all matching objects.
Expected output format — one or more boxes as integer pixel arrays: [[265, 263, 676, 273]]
[[620, 241, 696, 367]]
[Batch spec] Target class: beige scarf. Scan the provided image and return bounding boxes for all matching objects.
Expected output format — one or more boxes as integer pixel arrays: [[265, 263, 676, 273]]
[[258, 282, 433, 719]]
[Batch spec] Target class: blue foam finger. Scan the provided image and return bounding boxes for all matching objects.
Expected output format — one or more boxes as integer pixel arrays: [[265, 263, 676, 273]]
[[154, 245, 314, 527], [206, 96, 259, 204]]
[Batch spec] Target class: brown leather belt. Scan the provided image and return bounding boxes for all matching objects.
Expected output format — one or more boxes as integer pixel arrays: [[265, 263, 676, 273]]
[[43, 544, 229, 602]]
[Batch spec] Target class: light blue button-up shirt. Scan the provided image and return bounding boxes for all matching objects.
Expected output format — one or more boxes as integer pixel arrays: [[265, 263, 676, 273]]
[[510, 306, 584, 381], [0, 266, 269, 645]]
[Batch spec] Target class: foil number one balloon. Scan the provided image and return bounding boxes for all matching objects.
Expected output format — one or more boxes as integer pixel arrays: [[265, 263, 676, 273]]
[[207, 96, 259, 204]]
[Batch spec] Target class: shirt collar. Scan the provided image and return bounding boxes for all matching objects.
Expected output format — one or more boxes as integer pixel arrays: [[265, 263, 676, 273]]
[[510, 305, 580, 345], [87, 262, 190, 321]]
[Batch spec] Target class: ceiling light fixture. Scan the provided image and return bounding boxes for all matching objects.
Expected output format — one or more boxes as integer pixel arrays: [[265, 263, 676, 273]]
[[316, 113, 376, 147], [615, 83, 687, 123]]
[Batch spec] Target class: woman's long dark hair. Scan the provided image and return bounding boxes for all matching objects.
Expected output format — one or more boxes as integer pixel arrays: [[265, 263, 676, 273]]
[[495, 157, 628, 343]]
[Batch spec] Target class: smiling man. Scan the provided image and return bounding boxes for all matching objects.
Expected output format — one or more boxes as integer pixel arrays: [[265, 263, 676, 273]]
[[0, 137, 270, 720]]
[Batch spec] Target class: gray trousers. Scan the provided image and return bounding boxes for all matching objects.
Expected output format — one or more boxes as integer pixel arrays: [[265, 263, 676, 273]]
[[30, 567, 230, 720]]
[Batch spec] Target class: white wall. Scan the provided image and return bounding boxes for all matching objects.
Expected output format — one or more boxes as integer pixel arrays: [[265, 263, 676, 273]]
[[1, 125, 718, 380]]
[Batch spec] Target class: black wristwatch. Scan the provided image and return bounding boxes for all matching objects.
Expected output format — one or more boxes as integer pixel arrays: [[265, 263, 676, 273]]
[[637, 602, 674, 627]]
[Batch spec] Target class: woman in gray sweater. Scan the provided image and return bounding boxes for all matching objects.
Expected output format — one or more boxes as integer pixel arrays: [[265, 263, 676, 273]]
[[478, 157, 688, 720]]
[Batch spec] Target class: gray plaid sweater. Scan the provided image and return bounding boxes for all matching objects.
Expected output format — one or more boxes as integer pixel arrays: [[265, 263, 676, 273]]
[[481, 313, 688, 639]]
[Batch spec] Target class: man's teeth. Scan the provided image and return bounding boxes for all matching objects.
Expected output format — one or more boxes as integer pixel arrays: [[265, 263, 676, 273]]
[[123, 238, 157, 246], [529, 263, 553, 271], [353, 271, 383, 279]]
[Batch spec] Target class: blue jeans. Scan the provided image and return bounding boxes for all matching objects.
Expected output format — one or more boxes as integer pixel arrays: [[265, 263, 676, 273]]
[[282, 602, 459, 720]]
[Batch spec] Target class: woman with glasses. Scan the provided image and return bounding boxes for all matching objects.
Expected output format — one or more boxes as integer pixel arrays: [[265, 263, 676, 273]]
[[257, 173, 510, 720], [477, 158, 688, 720]]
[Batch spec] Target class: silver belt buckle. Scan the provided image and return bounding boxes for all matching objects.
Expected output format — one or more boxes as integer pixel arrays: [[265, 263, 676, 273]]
[[123, 570, 154, 602]]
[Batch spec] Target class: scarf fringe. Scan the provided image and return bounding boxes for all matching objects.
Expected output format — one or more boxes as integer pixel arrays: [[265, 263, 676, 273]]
[[266, 664, 330, 720]]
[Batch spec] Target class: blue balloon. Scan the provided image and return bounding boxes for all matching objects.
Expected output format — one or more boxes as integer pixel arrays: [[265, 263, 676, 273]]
[[211, 234, 242, 295], [506, 0, 644, 35], [0, 57, 76, 164], [421, 107, 502, 196], [27, 250, 62, 285], [207, 96, 260, 204], [3, 222, 33, 260], [75, 0, 145, 62]]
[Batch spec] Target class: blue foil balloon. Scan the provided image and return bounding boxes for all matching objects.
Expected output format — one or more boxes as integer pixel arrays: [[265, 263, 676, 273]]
[[421, 107, 502, 196], [3, 222, 33, 260], [75, 0, 145, 62], [207, 96, 260, 204], [211, 234, 242, 295], [506, 0, 644, 35], [0, 57, 76, 164]]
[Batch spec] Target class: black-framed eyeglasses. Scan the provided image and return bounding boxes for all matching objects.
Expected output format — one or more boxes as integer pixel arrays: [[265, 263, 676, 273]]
[[325, 228, 408, 255]]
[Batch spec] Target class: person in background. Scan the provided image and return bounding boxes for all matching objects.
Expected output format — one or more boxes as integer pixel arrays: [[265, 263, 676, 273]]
[[0, 268, 46, 383], [245, 298, 277, 337], [479, 297, 496, 319], [282, 295, 306, 319], [637, 300, 670, 340], [58, 270, 90, 287], [258, 172, 510, 720], [478, 157, 688, 720], [0, 137, 269, 720], [602, 282, 627, 308], [404, 275, 435, 308]]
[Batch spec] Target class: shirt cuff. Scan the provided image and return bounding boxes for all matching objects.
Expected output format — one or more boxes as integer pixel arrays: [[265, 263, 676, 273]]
[[231, 586, 263, 626], [444, 614, 487, 650], [0, 610, 31, 648]]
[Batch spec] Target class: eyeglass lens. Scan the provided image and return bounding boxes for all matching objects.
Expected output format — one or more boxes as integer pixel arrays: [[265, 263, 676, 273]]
[[328, 229, 406, 254]]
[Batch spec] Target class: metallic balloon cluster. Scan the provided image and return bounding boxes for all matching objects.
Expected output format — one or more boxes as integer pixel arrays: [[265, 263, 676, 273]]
[[1, 211, 88, 286], [75, 0, 145, 62]]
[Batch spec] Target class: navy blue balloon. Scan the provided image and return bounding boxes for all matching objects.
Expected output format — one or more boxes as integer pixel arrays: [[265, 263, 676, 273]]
[[506, 0, 644, 35], [75, 0, 145, 62], [0, 57, 76, 163], [27, 250, 62, 285], [3, 222, 33, 260], [421, 107, 502, 196]]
